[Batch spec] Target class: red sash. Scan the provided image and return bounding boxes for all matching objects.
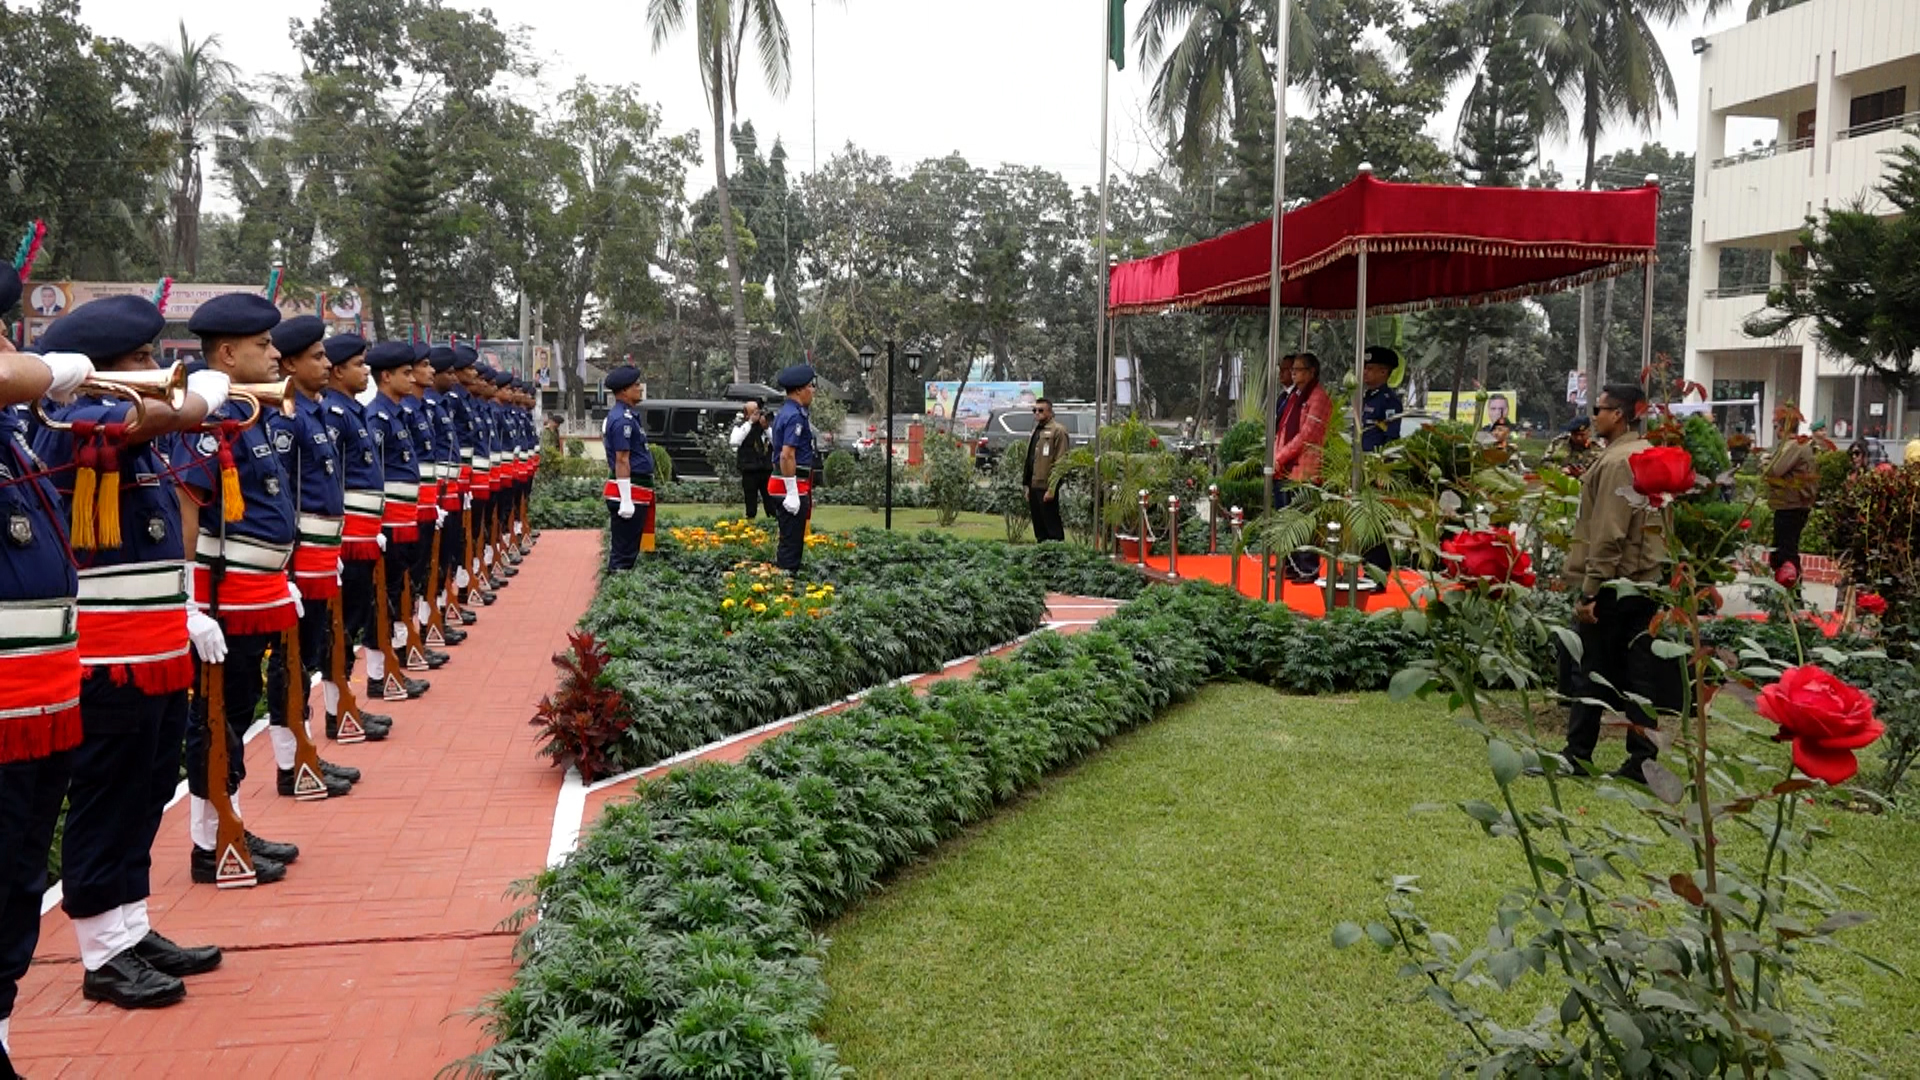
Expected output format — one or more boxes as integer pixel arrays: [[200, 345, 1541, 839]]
[[192, 566, 298, 636], [292, 542, 343, 600], [765, 477, 814, 496], [602, 481, 658, 503], [0, 643, 82, 764]]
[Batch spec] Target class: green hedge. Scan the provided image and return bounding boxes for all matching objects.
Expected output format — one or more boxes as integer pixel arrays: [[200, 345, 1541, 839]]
[[469, 583, 1423, 1078], [560, 530, 1144, 776]]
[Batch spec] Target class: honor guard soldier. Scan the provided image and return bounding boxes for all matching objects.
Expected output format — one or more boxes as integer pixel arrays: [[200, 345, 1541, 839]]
[[485, 369, 520, 582], [1553, 383, 1683, 784], [363, 343, 438, 693], [1359, 346, 1404, 576], [602, 365, 651, 572], [471, 369, 508, 592], [322, 335, 414, 716], [0, 300, 94, 1074], [422, 348, 469, 643], [262, 316, 358, 799], [769, 364, 819, 573], [458, 362, 499, 605], [27, 297, 226, 1009], [430, 347, 478, 627], [172, 293, 303, 886], [401, 347, 451, 666], [443, 345, 485, 617]]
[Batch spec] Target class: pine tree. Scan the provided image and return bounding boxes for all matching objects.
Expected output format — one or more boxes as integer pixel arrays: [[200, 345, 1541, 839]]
[[1455, 33, 1538, 186]]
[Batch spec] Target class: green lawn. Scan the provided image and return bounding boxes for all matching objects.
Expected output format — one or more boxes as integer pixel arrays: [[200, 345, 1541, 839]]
[[817, 684, 1920, 1078], [656, 503, 1029, 543]]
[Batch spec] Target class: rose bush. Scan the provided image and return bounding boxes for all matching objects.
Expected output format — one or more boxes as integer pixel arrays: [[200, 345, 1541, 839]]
[[1858, 592, 1888, 617], [1756, 665, 1887, 784], [1439, 528, 1535, 587]]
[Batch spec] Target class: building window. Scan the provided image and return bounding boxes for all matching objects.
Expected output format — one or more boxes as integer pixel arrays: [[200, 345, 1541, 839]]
[[1848, 87, 1909, 135]]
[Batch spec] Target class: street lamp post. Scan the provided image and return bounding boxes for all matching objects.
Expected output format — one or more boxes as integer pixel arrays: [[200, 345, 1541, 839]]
[[859, 341, 923, 530]]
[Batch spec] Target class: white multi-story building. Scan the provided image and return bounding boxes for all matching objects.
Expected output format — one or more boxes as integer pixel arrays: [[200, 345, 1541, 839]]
[[1683, 0, 1920, 447]]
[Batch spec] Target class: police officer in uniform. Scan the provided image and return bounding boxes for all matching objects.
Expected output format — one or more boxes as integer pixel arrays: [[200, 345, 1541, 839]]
[[1553, 383, 1683, 784], [172, 293, 302, 886], [1359, 346, 1404, 577], [28, 296, 227, 1008], [263, 316, 357, 799], [601, 365, 650, 572], [456, 361, 499, 605], [363, 343, 438, 691], [401, 347, 451, 666], [0, 282, 95, 1074], [435, 346, 480, 625], [769, 364, 819, 573], [321, 335, 415, 715], [421, 347, 468, 645]]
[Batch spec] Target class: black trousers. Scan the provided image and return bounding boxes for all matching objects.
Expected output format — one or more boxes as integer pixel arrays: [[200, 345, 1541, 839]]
[[775, 494, 812, 572], [384, 537, 418, 619], [743, 471, 773, 520], [62, 678, 187, 919], [0, 748, 72, 1020], [410, 517, 437, 599], [1027, 487, 1065, 542], [1558, 590, 1682, 767], [1771, 508, 1809, 578], [605, 475, 653, 573], [266, 599, 332, 728], [341, 558, 377, 654], [187, 631, 274, 798], [1272, 482, 1319, 579]]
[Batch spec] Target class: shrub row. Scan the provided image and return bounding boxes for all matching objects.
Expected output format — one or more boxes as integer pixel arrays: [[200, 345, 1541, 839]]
[[471, 583, 1425, 1078], [544, 529, 1144, 778]]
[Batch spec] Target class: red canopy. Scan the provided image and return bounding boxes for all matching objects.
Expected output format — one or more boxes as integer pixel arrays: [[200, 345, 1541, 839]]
[[1107, 173, 1660, 318]]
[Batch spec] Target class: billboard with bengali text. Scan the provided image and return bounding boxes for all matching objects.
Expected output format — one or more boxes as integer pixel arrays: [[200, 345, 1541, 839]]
[[923, 381, 1045, 432]]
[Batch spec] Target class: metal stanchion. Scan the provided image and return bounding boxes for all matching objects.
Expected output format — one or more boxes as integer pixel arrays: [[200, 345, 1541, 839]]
[[1228, 505, 1244, 593], [1136, 489, 1150, 570], [1166, 493, 1181, 579], [1206, 483, 1220, 554], [1324, 520, 1341, 611]]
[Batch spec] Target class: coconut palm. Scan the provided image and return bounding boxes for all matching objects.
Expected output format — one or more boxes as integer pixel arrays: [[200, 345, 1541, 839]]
[[148, 21, 250, 275], [648, 0, 793, 385], [1135, 0, 1319, 179], [1409, 0, 1565, 173]]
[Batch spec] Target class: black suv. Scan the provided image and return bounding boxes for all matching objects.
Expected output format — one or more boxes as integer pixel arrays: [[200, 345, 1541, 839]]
[[974, 406, 1096, 470]]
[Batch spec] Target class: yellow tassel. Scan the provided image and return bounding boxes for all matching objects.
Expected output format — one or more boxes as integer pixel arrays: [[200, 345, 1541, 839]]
[[70, 466, 98, 550], [95, 470, 121, 549], [222, 466, 245, 522]]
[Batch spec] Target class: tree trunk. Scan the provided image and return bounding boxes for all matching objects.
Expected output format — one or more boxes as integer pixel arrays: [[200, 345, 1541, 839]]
[[1449, 332, 1469, 421], [711, 46, 752, 386], [1597, 275, 1615, 384]]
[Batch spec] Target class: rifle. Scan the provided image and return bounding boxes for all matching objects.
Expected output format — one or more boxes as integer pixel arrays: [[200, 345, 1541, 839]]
[[423, 512, 447, 648], [371, 554, 408, 700], [279, 621, 328, 799], [202, 445, 255, 886], [400, 566, 429, 670], [328, 592, 367, 742]]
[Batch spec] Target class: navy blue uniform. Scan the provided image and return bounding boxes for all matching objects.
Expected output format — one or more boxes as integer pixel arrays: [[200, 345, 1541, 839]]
[[1359, 384, 1403, 571], [769, 399, 817, 572], [266, 394, 346, 736], [365, 394, 421, 624], [602, 401, 649, 572], [322, 390, 384, 662], [0, 409, 82, 1036]]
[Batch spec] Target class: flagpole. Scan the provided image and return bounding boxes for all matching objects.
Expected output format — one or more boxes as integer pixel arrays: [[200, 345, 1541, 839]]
[[1093, 9, 1115, 555], [1262, 0, 1291, 521]]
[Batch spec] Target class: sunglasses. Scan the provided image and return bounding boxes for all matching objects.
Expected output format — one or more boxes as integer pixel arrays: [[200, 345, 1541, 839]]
[[1592, 403, 1622, 416]]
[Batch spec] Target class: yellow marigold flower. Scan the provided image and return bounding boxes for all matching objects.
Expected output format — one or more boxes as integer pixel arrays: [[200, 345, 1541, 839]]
[[751, 602, 767, 613], [722, 598, 736, 609]]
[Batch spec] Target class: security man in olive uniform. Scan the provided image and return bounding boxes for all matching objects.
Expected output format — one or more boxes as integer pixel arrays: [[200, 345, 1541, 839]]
[[1546, 416, 1599, 478], [263, 316, 357, 799], [1554, 383, 1682, 784], [0, 280, 96, 1073], [769, 364, 820, 573], [28, 296, 227, 1008], [363, 343, 436, 692], [1359, 346, 1404, 576], [173, 293, 303, 886], [602, 365, 651, 572]]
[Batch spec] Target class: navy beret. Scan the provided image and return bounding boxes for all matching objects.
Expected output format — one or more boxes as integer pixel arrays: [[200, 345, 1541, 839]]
[[411, 341, 431, 363], [35, 295, 165, 361], [429, 345, 456, 372], [271, 315, 327, 358], [604, 365, 640, 392], [0, 272, 19, 316], [775, 363, 816, 391], [1363, 345, 1400, 370], [490, 369, 512, 387], [324, 334, 368, 364], [1564, 415, 1591, 433], [367, 342, 416, 372], [453, 344, 478, 368], [188, 292, 281, 337]]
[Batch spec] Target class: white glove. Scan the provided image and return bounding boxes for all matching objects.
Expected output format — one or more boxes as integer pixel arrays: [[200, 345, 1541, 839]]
[[185, 369, 232, 414], [336, 558, 345, 586], [614, 478, 635, 519], [289, 581, 304, 618], [39, 352, 95, 404], [376, 532, 388, 552], [186, 611, 228, 664], [781, 476, 800, 516], [463, 493, 472, 511], [436, 506, 448, 528]]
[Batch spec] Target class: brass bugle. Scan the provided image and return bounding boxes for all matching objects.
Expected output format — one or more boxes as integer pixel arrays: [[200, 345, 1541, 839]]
[[229, 379, 299, 427], [28, 365, 189, 431]]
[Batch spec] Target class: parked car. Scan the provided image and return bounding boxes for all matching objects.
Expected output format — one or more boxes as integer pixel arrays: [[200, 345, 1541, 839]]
[[631, 398, 746, 480], [974, 406, 1097, 470]]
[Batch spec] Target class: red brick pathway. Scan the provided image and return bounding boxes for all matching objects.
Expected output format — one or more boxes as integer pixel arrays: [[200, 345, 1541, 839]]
[[10, 530, 604, 1080]]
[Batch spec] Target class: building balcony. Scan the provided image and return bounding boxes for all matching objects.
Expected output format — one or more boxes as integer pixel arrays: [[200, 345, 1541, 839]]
[[1829, 112, 1920, 205], [1694, 288, 1775, 353], [1702, 146, 1815, 245]]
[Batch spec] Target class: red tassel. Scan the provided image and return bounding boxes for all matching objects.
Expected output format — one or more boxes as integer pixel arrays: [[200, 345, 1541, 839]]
[[212, 606, 298, 637], [98, 656, 196, 697], [341, 541, 383, 561], [0, 706, 82, 765]]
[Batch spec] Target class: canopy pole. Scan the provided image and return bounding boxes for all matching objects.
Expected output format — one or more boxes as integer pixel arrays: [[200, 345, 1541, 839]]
[[1262, 0, 1292, 520], [1640, 262, 1655, 382], [1093, 29, 1113, 553], [1352, 243, 1368, 503]]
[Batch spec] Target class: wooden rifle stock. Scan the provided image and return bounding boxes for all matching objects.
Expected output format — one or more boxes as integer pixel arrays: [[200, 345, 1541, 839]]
[[199, 662, 255, 886], [328, 593, 366, 742], [280, 624, 328, 798], [371, 554, 407, 700]]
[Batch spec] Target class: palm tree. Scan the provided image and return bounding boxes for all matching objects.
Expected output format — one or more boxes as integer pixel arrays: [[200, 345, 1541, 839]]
[[1409, 0, 1565, 175], [648, 0, 792, 385], [148, 21, 248, 276]]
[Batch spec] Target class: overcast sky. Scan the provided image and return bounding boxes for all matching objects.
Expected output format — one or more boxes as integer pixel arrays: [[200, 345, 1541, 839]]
[[82, 0, 1745, 207]]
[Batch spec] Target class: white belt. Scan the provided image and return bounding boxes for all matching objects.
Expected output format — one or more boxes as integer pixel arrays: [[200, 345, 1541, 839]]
[[345, 490, 385, 514], [383, 481, 419, 503], [0, 599, 78, 644], [460, 450, 474, 462], [195, 533, 293, 573], [422, 462, 442, 480], [77, 562, 188, 605], [298, 513, 345, 543]]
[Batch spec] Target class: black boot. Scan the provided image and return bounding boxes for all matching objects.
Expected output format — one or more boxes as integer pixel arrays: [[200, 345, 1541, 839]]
[[276, 767, 351, 799], [131, 930, 222, 977], [439, 626, 468, 646], [326, 712, 391, 742], [82, 951, 185, 1009], [457, 607, 478, 625], [319, 758, 361, 785], [246, 832, 299, 864], [424, 649, 450, 669], [190, 846, 287, 885]]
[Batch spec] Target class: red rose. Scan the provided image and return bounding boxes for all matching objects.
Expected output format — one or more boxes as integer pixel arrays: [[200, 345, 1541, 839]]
[[1738, 519, 1753, 530], [1776, 563, 1800, 587], [1440, 528, 1536, 587], [1756, 666, 1886, 785], [1628, 445, 1697, 498], [1858, 593, 1888, 617], [1148, 437, 1161, 449]]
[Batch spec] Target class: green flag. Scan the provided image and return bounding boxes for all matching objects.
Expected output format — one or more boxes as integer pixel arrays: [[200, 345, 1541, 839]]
[[1108, 0, 1126, 70]]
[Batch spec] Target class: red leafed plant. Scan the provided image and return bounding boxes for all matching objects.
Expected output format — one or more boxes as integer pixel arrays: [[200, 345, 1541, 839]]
[[530, 631, 631, 782]]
